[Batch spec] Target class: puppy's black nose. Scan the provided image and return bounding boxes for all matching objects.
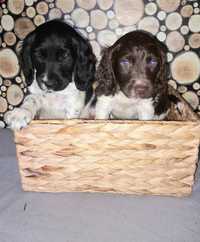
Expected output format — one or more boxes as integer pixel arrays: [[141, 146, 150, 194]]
[[45, 80, 55, 88], [45, 73, 61, 90]]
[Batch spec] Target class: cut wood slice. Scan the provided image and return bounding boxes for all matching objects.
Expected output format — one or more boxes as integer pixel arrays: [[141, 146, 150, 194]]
[[109, 19, 119, 29], [193, 82, 200, 90], [182, 91, 199, 110], [166, 31, 185, 52], [36, 1, 49, 15], [171, 51, 200, 85], [8, 0, 24, 15], [1, 85, 7, 92], [90, 10, 108, 30], [25, 0, 34, 6], [97, 29, 117, 47], [1, 43, 6, 48], [1, 15, 14, 31], [157, 11, 166, 21], [180, 25, 189, 35], [3, 79, 12, 87], [0, 48, 20, 78], [189, 33, 200, 49], [56, 0, 75, 13], [107, 10, 115, 19], [167, 52, 174, 62], [165, 12, 182, 31], [14, 17, 35, 40], [3, 32, 17, 46], [48, 3, 54, 8], [157, 0, 180, 13], [177, 85, 187, 94], [0, 97, 8, 113], [145, 2, 157, 15], [181, 5, 193, 18], [77, 0, 96, 10], [184, 45, 190, 51], [34, 15, 45, 26], [26, 6, 36, 18], [138, 16, 159, 35], [97, 0, 113, 10], [157, 31, 166, 42], [71, 8, 89, 28], [15, 76, 22, 84], [49, 8, 62, 20], [114, 0, 144, 26], [7, 84, 24, 106], [188, 15, 200, 33]]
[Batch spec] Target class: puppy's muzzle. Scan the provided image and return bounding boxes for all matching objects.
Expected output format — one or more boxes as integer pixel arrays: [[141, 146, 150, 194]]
[[134, 84, 149, 96], [131, 79, 153, 98], [39, 73, 65, 91]]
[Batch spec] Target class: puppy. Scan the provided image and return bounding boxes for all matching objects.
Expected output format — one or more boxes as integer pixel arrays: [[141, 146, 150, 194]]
[[5, 20, 96, 130], [83, 30, 170, 120]]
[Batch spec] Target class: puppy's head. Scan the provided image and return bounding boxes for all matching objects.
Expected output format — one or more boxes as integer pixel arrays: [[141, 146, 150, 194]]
[[20, 20, 96, 92], [96, 30, 168, 99]]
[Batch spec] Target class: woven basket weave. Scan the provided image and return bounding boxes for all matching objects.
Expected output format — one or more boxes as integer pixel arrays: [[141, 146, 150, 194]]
[[13, 86, 200, 197], [15, 118, 200, 197]]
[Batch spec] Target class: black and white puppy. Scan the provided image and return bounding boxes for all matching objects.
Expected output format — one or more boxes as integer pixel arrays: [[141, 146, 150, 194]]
[[82, 30, 170, 120], [5, 20, 96, 130]]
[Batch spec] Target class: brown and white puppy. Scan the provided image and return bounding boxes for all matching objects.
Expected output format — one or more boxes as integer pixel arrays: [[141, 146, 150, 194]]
[[83, 30, 170, 120]]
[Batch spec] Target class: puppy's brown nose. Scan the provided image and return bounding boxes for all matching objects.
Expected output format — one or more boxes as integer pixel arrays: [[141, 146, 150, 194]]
[[134, 84, 149, 97], [134, 84, 148, 91]]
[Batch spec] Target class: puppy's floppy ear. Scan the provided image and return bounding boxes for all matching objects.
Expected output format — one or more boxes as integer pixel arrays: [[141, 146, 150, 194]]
[[154, 41, 169, 94], [154, 40, 170, 114], [95, 46, 118, 96], [19, 31, 36, 86], [73, 38, 96, 91]]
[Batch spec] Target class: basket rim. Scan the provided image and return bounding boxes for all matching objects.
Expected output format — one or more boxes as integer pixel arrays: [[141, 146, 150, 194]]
[[30, 119, 200, 125]]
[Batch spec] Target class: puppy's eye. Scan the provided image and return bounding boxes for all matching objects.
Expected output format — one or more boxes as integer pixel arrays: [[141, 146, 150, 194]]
[[58, 50, 70, 60], [119, 59, 130, 72], [41, 50, 47, 56], [119, 59, 129, 65], [146, 56, 157, 66], [36, 50, 47, 59], [62, 52, 68, 58]]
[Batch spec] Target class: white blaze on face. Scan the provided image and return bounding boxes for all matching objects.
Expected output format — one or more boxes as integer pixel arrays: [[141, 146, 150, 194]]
[[40, 73, 48, 91]]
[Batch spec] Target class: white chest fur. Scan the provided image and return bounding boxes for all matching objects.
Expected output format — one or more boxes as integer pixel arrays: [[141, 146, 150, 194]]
[[28, 80, 86, 119], [111, 92, 154, 120], [95, 92, 168, 120]]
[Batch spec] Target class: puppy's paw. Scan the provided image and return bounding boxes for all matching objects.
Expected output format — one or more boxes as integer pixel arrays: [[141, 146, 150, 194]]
[[4, 108, 33, 130]]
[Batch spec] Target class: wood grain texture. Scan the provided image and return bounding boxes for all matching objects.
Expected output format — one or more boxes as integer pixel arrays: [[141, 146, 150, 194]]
[[171, 52, 200, 85]]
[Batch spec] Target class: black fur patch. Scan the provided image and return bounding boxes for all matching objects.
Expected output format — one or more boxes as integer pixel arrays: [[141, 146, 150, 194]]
[[20, 19, 96, 94]]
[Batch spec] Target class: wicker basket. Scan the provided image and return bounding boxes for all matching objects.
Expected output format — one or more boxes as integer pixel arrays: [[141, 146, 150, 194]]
[[14, 88, 200, 197]]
